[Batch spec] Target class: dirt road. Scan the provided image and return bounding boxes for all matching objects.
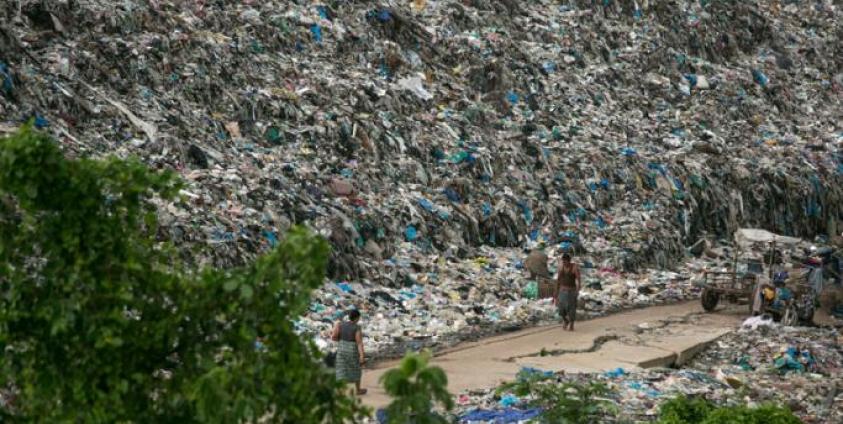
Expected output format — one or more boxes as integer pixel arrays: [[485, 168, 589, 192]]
[[360, 301, 745, 409]]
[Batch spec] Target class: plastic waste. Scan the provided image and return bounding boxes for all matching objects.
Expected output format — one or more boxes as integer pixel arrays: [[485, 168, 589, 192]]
[[522, 281, 538, 300]]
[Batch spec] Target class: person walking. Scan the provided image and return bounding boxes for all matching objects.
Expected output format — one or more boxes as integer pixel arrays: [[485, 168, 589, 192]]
[[332, 309, 367, 395], [554, 253, 581, 331]]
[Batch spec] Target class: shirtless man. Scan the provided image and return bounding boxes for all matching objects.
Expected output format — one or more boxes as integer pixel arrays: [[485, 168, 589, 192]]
[[553, 253, 581, 331]]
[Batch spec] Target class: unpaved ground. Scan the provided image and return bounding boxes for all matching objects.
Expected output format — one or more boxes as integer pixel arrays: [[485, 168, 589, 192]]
[[360, 301, 745, 409]]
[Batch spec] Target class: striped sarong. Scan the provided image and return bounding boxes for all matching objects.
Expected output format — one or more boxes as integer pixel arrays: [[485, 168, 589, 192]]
[[557, 289, 578, 324], [335, 340, 361, 383]]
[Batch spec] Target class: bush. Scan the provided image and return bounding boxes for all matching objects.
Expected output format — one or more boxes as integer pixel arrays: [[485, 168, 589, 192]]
[[380, 350, 453, 424], [0, 126, 366, 422], [657, 395, 800, 424], [498, 369, 617, 423], [702, 404, 801, 424], [657, 395, 714, 424]]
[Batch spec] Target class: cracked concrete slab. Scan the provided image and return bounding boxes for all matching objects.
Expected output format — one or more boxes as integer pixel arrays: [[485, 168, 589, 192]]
[[519, 340, 677, 371], [359, 301, 745, 409], [505, 334, 620, 361]]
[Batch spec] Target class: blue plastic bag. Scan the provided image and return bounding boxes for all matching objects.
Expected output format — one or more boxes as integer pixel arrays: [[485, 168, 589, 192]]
[[443, 187, 461, 203], [0, 61, 13, 94], [405, 225, 418, 241], [621, 147, 637, 157], [418, 198, 435, 212], [310, 24, 323, 43], [752, 69, 769, 87], [604, 367, 626, 378], [498, 394, 519, 407]]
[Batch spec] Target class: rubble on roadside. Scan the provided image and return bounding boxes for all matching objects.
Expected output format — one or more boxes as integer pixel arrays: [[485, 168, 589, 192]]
[[455, 324, 843, 423], [1, 1, 842, 356], [310, 227, 839, 359], [307, 245, 709, 357]]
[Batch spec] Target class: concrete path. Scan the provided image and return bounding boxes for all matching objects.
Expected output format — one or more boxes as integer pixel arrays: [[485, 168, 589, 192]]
[[360, 301, 745, 409]]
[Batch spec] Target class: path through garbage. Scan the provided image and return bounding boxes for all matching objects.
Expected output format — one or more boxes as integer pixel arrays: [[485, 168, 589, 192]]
[[360, 301, 743, 409]]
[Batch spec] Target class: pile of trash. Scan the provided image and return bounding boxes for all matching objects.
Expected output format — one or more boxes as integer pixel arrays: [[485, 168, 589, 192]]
[[455, 324, 843, 423], [310, 227, 840, 357], [1, 1, 842, 352], [308, 244, 710, 357]]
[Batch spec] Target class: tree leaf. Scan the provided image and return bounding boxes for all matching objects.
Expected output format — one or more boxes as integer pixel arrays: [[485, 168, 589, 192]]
[[223, 279, 238, 292], [240, 284, 254, 301]]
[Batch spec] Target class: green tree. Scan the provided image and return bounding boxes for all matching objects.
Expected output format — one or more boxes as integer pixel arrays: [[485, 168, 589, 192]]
[[0, 126, 366, 422], [380, 350, 453, 424]]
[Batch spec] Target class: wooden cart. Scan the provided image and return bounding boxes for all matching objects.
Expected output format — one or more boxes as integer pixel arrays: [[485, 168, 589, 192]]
[[700, 271, 758, 312], [537, 277, 556, 299]]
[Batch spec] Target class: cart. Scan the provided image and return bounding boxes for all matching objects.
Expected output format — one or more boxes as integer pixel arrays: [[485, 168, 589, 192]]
[[760, 280, 816, 326], [537, 277, 555, 299], [699, 229, 818, 324], [700, 270, 758, 312]]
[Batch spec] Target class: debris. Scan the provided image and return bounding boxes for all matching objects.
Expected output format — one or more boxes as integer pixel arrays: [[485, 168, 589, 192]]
[[456, 326, 843, 422], [0, 0, 840, 363]]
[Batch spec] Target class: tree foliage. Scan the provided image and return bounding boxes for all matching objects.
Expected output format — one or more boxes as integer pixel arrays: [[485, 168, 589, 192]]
[[0, 126, 366, 422], [380, 350, 453, 424]]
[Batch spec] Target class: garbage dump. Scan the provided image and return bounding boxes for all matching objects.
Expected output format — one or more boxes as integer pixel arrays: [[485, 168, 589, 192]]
[[1, 0, 841, 356], [455, 324, 843, 423]]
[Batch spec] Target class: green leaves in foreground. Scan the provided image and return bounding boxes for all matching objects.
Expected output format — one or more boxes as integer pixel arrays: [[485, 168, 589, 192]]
[[657, 395, 801, 424], [380, 351, 454, 424], [0, 126, 366, 422]]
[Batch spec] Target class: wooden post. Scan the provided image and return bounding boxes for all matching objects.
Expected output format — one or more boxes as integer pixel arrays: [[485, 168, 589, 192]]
[[732, 245, 739, 285], [768, 239, 777, 280]]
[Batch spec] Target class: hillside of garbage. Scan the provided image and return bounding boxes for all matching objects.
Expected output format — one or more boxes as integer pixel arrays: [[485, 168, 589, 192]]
[[1, 1, 841, 353]]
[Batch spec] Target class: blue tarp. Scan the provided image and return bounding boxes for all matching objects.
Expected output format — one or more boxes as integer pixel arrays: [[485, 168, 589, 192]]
[[459, 408, 542, 423]]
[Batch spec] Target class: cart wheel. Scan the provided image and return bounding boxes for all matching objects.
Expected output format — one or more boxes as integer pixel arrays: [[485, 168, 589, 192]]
[[701, 288, 719, 312], [781, 304, 798, 327]]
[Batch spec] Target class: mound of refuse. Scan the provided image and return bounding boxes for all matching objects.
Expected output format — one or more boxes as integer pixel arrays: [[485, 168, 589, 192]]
[[1, 1, 842, 352]]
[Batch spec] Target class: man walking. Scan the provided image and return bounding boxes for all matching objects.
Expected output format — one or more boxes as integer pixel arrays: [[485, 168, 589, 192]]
[[554, 253, 581, 331]]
